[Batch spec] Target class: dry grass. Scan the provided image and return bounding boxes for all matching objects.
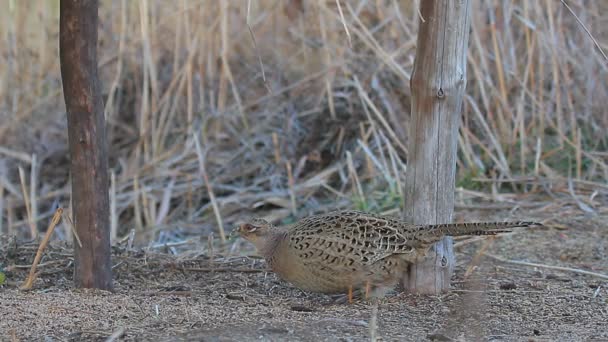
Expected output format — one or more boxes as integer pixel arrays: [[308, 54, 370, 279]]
[[0, 0, 606, 247]]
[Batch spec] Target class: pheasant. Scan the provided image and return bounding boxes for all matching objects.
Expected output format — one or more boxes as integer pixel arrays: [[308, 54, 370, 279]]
[[236, 210, 541, 300]]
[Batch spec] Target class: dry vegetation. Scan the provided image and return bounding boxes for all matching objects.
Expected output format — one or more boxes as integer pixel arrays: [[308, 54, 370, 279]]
[[0, 0, 607, 241], [0, 0, 607, 340]]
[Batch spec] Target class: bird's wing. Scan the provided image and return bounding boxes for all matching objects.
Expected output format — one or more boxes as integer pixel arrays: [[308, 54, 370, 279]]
[[288, 210, 416, 266]]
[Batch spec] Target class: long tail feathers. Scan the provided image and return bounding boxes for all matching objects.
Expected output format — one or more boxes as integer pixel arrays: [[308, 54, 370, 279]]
[[419, 221, 543, 238]]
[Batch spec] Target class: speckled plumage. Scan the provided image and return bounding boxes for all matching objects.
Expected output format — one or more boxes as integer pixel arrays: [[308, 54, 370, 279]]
[[236, 210, 540, 297]]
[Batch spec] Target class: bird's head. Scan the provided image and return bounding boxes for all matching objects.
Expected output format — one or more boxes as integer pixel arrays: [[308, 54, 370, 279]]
[[235, 218, 280, 252]]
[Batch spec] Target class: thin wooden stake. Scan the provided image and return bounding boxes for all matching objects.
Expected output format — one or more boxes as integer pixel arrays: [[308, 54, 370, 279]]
[[286, 161, 297, 216], [193, 133, 226, 242], [18, 166, 36, 239]]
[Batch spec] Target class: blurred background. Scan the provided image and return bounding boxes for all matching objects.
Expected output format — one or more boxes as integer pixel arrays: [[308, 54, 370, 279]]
[[0, 0, 606, 249]]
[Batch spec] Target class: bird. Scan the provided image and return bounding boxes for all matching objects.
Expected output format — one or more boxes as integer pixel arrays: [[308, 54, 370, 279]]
[[236, 210, 541, 301]]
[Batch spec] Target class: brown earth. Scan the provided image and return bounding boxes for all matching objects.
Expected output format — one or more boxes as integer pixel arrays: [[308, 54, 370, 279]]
[[1, 207, 607, 341]]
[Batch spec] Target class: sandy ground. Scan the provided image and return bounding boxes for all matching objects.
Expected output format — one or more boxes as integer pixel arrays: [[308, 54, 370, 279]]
[[1, 208, 607, 341]]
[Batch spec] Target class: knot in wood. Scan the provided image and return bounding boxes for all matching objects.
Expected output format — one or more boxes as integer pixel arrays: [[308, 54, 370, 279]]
[[437, 87, 445, 98], [440, 255, 448, 267]]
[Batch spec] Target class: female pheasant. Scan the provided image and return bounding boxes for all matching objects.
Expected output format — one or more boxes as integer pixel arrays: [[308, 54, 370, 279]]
[[236, 210, 541, 300]]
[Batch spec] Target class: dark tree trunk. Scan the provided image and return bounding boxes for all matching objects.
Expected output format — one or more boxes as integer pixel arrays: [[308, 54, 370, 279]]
[[59, 0, 113, 290], [402, 0, 472, 294]]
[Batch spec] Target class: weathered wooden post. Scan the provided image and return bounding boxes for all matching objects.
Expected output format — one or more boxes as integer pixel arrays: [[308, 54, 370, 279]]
[[403, 0, 472, 294], [60, 0, 113, 290]]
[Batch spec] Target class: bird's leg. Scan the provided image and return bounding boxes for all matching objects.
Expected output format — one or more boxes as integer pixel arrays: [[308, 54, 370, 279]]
[[365, 281, 371, 300], [332, 284, 359, 304]]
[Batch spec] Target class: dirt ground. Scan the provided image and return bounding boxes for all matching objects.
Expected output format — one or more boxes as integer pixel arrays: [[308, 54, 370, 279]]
[[1, 207, 607, 342]]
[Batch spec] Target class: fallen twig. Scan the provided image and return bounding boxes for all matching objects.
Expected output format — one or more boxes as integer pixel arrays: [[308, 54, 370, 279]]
[[181, 267, 270, 273], [486, 253, 608, 280], [19, 207, 63, 291], [61, 210, 82, 247]]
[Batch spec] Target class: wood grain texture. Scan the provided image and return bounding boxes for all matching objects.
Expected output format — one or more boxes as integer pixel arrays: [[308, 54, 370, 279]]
[[60, 0, 113, 290], [403, 0, 473, 294]]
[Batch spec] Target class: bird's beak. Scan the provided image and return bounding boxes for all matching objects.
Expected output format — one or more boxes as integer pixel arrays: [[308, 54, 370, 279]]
[[230, 223, 244, 239]]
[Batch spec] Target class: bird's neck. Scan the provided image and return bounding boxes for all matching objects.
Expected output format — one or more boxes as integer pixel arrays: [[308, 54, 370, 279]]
[[258, 230, 288, 264]]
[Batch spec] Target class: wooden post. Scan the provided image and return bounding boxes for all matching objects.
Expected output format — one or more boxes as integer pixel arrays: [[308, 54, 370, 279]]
[[402, 0, 472, 294], [60, 0, 113, 290]]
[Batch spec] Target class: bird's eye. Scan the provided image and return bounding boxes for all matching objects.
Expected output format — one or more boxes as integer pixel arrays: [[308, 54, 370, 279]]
[[242, 223, 257, 232]]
